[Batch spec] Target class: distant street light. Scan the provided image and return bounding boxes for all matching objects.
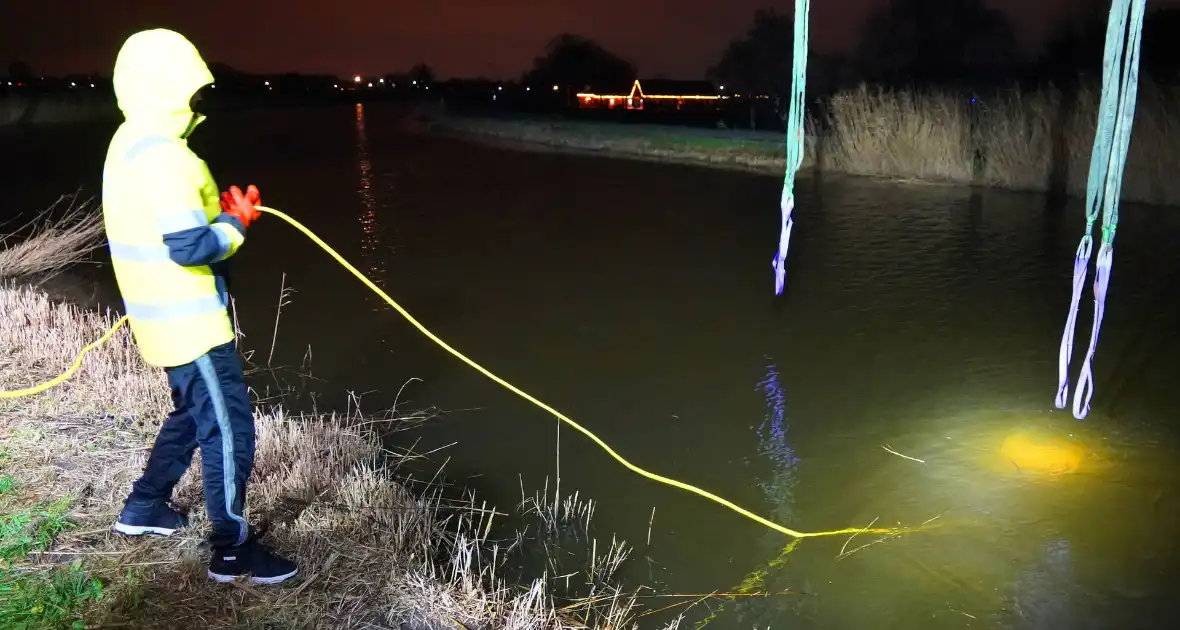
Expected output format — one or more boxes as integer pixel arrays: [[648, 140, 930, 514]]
[[354, 75, 362, 83]]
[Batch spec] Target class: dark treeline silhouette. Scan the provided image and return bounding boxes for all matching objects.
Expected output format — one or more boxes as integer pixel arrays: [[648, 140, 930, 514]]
[[709, 1, 1180, 130], [5, 2, 1180, 127]]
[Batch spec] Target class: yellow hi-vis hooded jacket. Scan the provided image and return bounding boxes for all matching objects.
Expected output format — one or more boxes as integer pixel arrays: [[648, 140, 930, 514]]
[[102, 29, 246, 368]]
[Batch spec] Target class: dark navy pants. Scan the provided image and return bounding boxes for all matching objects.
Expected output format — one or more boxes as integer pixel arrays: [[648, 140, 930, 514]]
[[129, 341, 255, 549]]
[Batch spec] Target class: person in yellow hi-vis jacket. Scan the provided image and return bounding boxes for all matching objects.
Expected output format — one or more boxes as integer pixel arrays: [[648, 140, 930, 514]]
[[103, 28, 297, 585]]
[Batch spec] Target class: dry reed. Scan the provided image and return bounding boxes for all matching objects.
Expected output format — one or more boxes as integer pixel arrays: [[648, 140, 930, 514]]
[[820, 85, 974, 183], [820, 81, 1180, 206], [0, 194, 106, 283]]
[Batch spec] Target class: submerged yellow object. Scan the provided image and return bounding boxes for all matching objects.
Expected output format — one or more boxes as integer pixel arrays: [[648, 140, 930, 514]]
[[999, 431, 1086, 476]]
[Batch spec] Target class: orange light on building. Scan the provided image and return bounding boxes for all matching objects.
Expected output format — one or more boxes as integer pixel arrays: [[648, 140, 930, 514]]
[[574, 80, 722, 112], [578, 92, 721, 101]]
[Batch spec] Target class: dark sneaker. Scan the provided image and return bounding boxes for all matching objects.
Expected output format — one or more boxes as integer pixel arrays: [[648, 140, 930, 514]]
[[208, 540, 298, 585], [113, 499, 188, 536]]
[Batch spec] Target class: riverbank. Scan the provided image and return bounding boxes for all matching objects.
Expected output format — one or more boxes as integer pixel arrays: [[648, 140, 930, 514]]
[[0, 208, 652, 628], [434, 83, 1180, 207], [0, 94, 118, 127]]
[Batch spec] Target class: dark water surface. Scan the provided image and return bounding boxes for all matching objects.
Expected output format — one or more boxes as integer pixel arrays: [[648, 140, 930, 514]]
[[6, 105, 1180, 629]]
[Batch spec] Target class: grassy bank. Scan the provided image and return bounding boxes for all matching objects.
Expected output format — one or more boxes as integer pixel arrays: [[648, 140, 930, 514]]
[[437, 82, 1180, 207], [432, 116, 789, 175], [0, 93, 118, 127], [1, 207, 658, 628]]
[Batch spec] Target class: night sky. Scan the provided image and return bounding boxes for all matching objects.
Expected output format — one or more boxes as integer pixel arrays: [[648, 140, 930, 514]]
[[2, 1, 1175, 79]]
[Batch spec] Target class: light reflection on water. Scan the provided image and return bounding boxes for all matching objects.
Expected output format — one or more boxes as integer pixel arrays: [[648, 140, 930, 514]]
[[757, 358, 800, 527], [723, 400, 1177, 629], [1001, 538, 1078, 630], [355, 103, 388, 300]]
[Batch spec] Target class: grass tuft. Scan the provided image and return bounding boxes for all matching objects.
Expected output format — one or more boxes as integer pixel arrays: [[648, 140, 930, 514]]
[[0, 561, 105, 630]]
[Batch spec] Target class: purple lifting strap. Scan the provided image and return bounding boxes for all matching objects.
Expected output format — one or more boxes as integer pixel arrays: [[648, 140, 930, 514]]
[[772, 192, 796, 296], [1055, 233, 1094, 411], [1055, 233, 1115, 420], [1072, 242, 1115, 419]]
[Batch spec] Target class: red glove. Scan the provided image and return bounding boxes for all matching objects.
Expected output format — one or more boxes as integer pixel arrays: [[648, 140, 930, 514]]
[[219, 185, 261, 229]]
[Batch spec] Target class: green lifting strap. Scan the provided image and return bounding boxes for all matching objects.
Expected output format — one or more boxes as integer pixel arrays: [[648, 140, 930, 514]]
[[772, 0, 810, 296], [1056, 0, 1146, 419]]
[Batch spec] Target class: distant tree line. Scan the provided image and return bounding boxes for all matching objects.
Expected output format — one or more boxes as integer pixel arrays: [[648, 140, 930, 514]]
[[707, 0, 1180, 128], [7, 1, 1180, 121], [501, 1, 1180, 127]]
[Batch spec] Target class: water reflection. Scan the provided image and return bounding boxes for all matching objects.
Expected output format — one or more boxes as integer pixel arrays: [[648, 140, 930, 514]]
[[755, 358, 800, 524], [1000, 538, 1080, 630], [706, 359, 805, 629], [354, 103, 388, 300]]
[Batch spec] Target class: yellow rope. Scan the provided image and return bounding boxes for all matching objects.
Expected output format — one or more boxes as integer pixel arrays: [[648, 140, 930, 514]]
[[255, 207, 914, 540], [0, 315, 130, 398], [1, 205, 917, 540]]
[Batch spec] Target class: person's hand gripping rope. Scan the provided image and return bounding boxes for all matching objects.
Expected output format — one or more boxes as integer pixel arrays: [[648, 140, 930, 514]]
[[220, 185, 262, 229]]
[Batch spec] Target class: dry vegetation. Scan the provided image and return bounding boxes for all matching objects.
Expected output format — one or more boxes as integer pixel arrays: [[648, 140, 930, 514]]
[[819, 82, 1180, 205], [442, 82, 1180, 207], [1, 211, 664, 628], [0, 194, 106, 283]]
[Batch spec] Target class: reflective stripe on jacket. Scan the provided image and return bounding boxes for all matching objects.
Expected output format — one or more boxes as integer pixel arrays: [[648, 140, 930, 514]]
[[102, 29, 246, 368]]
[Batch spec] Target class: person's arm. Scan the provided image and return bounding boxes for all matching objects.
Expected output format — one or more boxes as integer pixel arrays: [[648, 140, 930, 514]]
[[161, 214, 245, 267], [137, 144, 246, 267]]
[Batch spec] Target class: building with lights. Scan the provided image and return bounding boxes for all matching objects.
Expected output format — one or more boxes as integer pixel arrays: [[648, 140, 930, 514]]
[[575, 79, 724, 113]]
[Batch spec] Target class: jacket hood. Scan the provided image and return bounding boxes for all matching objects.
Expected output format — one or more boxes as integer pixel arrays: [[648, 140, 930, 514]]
[[113, 29, 214, 138]]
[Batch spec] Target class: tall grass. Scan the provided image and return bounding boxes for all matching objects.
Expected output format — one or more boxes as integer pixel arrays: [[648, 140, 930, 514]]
[[0, 212, 663, 628], [820, 86, 975, 183], [818, 81, 1180, 205]]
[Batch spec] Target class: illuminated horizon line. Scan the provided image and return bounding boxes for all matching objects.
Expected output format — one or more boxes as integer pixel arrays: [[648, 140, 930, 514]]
[[575, 92, 726, 100]]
